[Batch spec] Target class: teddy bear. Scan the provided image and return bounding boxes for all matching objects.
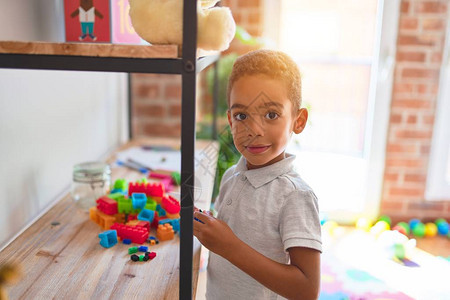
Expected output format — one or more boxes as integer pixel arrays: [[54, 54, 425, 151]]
[[129, 0, 236, 52]]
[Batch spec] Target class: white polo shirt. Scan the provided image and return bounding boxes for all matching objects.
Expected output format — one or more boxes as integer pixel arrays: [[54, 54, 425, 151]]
[[206, 154, 322, 300]]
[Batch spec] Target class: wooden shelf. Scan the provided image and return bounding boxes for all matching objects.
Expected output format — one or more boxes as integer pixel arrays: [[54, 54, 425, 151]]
[[0, 41, 179, 59], [0, 137, 218, 299]]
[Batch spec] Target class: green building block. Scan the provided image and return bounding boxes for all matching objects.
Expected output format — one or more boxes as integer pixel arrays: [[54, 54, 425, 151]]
[[118, 197, 139, 214], [139, 255, 144, 261], [109, 192, 125, 202], [171, 171, 181, 186], [128, 247, 138, 254], [145, 198, 157, 211], [138, 177, 148, 184], [114, 179, 128, 191]]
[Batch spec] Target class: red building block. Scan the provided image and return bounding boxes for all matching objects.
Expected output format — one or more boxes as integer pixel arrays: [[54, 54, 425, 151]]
[[161, 195, 180, 214], [96, 196, 118, 215], [128, 182, 165, 198], [110, 223, 149, 244]]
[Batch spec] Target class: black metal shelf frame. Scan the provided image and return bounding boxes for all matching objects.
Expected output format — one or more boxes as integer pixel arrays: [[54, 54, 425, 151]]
[[0, 0, 219, 299]]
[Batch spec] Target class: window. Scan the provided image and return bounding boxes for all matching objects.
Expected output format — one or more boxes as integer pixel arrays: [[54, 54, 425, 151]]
[[264, 0, 401, 222]]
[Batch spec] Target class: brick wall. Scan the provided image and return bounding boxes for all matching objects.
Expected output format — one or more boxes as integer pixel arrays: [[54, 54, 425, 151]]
[[131, 0, 264, 138], [381, 0, 450, 222]]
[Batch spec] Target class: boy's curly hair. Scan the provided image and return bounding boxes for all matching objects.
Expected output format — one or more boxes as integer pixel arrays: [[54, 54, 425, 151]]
[[227, 49, 302, 112]]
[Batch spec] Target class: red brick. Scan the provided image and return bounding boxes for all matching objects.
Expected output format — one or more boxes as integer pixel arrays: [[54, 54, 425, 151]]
[[422, 18, 446, 30], [395, 129, 432, 139], [423, 115, 435, 124], [401, 1, 410, 13], [133, 104, 165, 118], [248, 11, 262, 25], [397, 35, 435, 46], [430, 51, 443, 63], [420, 144, 431, 155], [239, 0, 260, 8], [406, 115, 417, 124], [390, 113, 402, 124], [401, 68, 439, 79], [380, 200, 404, 211], [165, 84, 182, 99], [386, 158, 424, 168], [386, 143, 417, 153], [142, 122, 181, 137], [389, 187, 424, 197], [415, 1, 447, 14], [400, 17, 418, 30], [169, 104, 182, 117], [384, 172, 400, 182], [396, 51, 426, 62], [134, 84, 160, 99], [394, 83, 414, 94], [404, 173, 426, 183], [392, 99, 432, 109]]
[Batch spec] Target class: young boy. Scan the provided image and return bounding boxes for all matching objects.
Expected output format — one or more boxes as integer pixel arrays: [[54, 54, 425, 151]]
[[193, 50, 322, 300]]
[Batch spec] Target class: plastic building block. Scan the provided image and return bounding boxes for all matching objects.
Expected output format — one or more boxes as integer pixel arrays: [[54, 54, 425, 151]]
[[118, 197, 139, 214], [114, 213, 126, 224], [138, 177, 148, 184], [131, 193, 147, 209], [128, 214, 138, 221], [134, 220, 150, 231], [128, 246, 138, 254], [159, 218, 180, 232], [108, 192, 126, 202], [130, 254, 139, 261], [111, 223, 149, 244], [148, 236, 160, 245], [138, 246, 148, 252], [139, 255, 144, 261], [144, 198, 157, 211], [156, 223, 175, 241], [110, 188, 127, 195], [166, 212, 180, 220], [156, 204, 166, 217], [98, 230, 118, 248], [149, 171, 172, 181], [123, 239, 132, 244], [160, 177, 174, 193], [90, 207, 116, 230], [147, 252, 157, 259], [171, 171, 181, 186], [114, 178, 128, 191], [128, 182, 165, 198], [96, 196, 118, 215], [161, 196, 180, 215], [138, 209, 155, 223]]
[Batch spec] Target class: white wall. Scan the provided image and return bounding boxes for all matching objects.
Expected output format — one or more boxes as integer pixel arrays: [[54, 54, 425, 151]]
[[0, 0, 129, 249]]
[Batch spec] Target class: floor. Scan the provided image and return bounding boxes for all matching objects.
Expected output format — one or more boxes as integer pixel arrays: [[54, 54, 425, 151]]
[[195, 226, 450, 300]]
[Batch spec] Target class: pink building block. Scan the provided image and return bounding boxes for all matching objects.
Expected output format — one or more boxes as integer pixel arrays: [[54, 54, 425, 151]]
[[110, 223, 149, 244]]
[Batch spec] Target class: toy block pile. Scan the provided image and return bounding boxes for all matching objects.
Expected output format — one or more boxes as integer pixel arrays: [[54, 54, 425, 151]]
[[90, 178, 181, 245]]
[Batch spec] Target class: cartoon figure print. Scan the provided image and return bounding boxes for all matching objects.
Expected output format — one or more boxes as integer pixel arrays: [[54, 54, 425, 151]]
[[71, 0, 104, 41]]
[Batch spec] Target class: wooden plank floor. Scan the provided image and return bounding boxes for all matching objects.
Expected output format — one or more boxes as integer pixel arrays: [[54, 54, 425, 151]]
[[0, 137, 217, 299]]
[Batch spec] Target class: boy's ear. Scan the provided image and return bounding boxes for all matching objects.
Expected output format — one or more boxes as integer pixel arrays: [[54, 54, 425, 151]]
[[293, 108, 308, 134], [227, 110, 232, 129]]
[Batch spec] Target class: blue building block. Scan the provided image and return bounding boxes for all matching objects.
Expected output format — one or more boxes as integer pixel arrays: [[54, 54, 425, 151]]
[[159, 218, 180, 232], [138, 209, 155, 223], [123, 239, 132, 245], [110, 188, 127, 196], [156, 204, 166, 217], [138, 246, 148, 252], [132, 193, 147, 210], [99, 230, 118, 248]]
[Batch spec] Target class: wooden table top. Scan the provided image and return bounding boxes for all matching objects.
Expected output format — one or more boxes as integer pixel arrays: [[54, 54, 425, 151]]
[[0, 137, 218, 299]]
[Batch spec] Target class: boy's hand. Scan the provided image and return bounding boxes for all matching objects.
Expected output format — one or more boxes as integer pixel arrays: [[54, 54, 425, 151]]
[[193, 211, 238, 257]]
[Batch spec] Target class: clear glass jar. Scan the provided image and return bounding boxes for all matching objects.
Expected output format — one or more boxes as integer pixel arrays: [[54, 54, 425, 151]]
[[71, 162, 111, 211]]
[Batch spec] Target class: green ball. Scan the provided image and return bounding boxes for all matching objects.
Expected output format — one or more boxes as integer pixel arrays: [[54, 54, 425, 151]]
[[435, 218, 447, 226], [412, 222, 426, 237], [378, 215, 392, 226], [397, 222, 410, 235]]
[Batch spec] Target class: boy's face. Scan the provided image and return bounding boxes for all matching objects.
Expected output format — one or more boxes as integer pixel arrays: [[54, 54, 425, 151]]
[[227, 75, 308, 170]]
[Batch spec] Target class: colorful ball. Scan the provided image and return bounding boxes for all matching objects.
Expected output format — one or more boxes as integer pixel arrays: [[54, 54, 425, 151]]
[[409, 218, 421, 230], [378, 215, 392, 226], [356, 217, 373, 231], [370, 220, 390, 237], [435, 218, 447, 226], [425, 222, 438, 237], [412, 222, 426, 237], [393, 225, 407, 236], [437, 221, 449, 235], [397, 222, 410, 235]]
